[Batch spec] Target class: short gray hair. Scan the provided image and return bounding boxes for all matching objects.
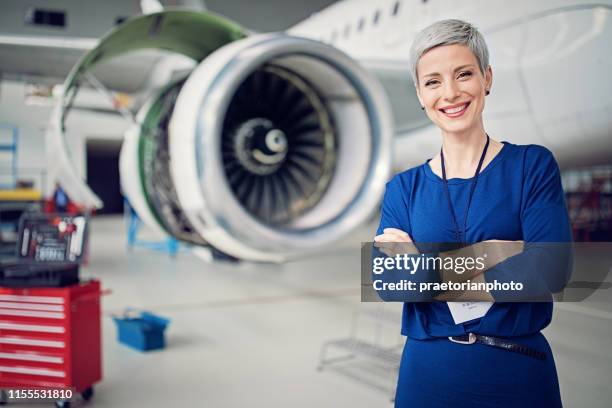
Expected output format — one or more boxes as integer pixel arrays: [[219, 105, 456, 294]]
[[409, 19, 489, 86]]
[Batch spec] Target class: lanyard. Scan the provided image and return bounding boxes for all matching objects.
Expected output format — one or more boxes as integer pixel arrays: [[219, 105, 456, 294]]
[[440, 135, 490, 243]]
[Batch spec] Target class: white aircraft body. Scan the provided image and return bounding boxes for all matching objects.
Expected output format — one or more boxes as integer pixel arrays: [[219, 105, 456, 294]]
[[36, 0, 612, 261]]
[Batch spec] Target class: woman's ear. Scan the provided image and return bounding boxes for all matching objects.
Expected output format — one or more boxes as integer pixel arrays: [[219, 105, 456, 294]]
[[485, 65, 493, 94]]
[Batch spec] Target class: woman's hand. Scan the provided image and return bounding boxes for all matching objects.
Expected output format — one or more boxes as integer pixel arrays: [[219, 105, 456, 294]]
[[374, 228, 412, 243], [374, 228, 417, 256], [440, 239, 524, 284], [473, 240, 524, 272]]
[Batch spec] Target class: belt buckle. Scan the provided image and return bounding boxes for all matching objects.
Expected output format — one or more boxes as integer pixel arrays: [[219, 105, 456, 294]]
[[448, 332, 476, 345]]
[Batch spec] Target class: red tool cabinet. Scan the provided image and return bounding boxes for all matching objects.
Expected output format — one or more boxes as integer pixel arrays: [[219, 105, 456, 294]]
[[0, 280, 101, 403]]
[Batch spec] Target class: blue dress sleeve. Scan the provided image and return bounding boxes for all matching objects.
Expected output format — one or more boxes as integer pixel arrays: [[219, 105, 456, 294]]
[[376, 176, 411, 236], [373, 175, 441, 301], [485, 145, 573, 300]]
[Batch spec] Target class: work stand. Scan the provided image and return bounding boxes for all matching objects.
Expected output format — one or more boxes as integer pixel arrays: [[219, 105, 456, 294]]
[[317, 303, 404, 402]]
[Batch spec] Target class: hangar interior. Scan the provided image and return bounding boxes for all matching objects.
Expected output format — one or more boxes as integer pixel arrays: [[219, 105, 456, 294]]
[[0, 0, 611, 407]]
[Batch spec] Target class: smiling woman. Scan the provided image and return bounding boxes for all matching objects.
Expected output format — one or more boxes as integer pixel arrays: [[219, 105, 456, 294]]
[[410, 21, 503, 179], [374, 19, 572, 408], [419, 47, 490, 139]]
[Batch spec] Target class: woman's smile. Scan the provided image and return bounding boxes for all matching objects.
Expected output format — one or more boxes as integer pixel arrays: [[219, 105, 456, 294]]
[[438, 101, 471, 118]]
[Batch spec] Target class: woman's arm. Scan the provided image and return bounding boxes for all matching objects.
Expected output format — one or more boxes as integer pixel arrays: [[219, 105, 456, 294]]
[[374, 233, 524, 301], [372, 178, 441, 301], [481, 146, 573, 301], [374, 147, 572, 303], [373, 175, 527, 302], [373, 146, 573, 303]]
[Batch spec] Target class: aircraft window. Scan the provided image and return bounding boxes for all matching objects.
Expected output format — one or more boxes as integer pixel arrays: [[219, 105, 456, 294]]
[[373, 10, 381, 25], [392, 1, 401, 16], [25, 7, 66, 28], [358, 17, 365, 31], [344, 24, 351, 38]]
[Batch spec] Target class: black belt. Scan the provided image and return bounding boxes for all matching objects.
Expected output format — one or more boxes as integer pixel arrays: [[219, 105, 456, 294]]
[[448, 333, 546, 360]]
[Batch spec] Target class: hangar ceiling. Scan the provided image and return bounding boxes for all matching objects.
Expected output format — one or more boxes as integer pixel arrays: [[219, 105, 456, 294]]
[[0, 0, 338, 84]]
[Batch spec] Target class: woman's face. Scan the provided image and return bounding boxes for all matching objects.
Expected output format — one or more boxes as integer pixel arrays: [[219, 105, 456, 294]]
[[415, 44, 492, 134]]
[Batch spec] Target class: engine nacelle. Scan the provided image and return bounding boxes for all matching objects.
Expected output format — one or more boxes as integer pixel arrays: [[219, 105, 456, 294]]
[[167, 33, 393, 261]]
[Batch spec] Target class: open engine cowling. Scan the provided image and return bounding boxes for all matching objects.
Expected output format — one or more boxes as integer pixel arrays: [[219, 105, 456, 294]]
[[50, 11, 393, 262]]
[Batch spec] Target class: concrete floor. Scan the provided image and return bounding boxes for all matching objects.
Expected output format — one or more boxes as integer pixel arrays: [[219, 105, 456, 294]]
[[11, 215, 612, 407]]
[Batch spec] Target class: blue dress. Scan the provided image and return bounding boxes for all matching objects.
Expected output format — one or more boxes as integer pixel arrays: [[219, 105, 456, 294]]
[[376, 142, 572, 407]]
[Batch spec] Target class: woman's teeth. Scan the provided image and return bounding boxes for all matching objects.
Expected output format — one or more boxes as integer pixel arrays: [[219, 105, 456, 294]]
[[442, 104, 468, 114]]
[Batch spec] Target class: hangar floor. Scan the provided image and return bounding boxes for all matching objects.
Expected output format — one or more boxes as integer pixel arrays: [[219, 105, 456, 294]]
[[15, 216, 612, 407]]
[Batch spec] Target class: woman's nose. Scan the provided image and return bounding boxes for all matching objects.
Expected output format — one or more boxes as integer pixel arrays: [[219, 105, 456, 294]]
[[443, 81, 461, 101]]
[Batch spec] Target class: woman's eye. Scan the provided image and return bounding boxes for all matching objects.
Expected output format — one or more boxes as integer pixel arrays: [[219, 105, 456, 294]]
[[425, 80, 439, 87], [458, 71, 473, 79]]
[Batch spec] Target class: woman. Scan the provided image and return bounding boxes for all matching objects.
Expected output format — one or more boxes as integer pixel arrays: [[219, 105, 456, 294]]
[[374, 20, 572, 407]]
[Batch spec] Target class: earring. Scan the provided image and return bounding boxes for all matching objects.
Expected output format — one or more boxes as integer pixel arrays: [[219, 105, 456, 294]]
[[485, 90, 490, 96], [420, 106, 425, 110]]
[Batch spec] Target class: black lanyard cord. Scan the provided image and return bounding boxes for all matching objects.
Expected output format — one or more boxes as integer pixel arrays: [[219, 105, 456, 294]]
[[440, 134, 490, 243]]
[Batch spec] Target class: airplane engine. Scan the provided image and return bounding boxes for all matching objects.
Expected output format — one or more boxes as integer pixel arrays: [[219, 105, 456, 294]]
[[147, 34, 393, 262], [50, 11, 393, 262]]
